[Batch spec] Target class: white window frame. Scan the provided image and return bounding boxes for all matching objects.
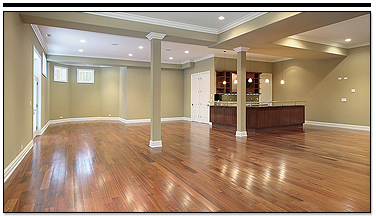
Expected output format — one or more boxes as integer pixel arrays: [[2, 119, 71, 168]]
[[54, 66, 68, 82], [42, 52, 47, 77], [77, 68, 95, 83]]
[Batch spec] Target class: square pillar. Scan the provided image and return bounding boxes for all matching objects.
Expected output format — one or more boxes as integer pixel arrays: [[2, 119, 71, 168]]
[[233, 46, 250, 137], [146, 32, 166, 147]]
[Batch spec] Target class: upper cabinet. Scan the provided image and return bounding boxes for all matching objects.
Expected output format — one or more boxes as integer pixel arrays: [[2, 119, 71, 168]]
[[216, 70, 261, 94]]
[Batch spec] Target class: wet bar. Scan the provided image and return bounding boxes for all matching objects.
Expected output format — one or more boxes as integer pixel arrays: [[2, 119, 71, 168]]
[[210, 101, 305, 132]]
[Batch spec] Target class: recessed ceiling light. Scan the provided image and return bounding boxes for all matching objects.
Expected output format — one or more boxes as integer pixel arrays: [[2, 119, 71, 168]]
[[185, 50, 189, 54], [111, 43, 118, 46], [46, 33, 51, 37], [169, 57, 173, 60], [218, 16, 225, 20], [78, 49, 83, 52], [80, 40, 86, 43], [345, 38, 352, 42], [138, 46, 144, 49], [128, 53, 133, 56]]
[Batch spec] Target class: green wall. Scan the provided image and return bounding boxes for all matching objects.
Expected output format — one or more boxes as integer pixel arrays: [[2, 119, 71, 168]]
[[119, 67, 127, 119], [272, 45, 370, 126], [125, 67, 184, 120], [4, 12, 49, 167]]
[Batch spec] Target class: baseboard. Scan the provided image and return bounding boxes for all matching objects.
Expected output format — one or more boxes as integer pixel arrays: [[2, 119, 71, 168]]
[[149, 140, 163, 148], [41, 121, 50, 134], [49, 117, 121, 125], [304, 121, 370, 131], [4, 139, 34, 183], [124, 117, 186, 123]]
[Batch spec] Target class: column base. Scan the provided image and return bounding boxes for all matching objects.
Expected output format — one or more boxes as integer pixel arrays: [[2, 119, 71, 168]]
[[149, 140, 163, 148], [235, 131, 247, 137]]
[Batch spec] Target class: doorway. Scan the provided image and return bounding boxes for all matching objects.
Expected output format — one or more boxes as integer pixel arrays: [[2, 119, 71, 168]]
[[191, 71, 210, 123], [33, 46, 41, 138]]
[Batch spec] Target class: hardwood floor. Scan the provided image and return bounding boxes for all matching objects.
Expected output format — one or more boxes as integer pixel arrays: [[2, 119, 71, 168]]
[[4, 121, 370, 212]]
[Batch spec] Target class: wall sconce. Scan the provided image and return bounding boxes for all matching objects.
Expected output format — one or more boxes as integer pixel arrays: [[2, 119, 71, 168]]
[[234, 80, 238, 84], [265, 78, 270, 83], [248, 78, 252, 83], [223, 80, 227, 85]]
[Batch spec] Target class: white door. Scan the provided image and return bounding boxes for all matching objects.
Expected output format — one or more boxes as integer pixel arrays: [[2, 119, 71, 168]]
[[33, 76, 39, 138], [191, 71, 210, 123], [199, 71, 210, 123], [191, 73, 200, 122], [260, 73, 272, 102]]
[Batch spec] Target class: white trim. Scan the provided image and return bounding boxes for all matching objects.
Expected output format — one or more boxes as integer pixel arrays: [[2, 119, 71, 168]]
[[304, 121, 370, 131], [218, 12, 268, 34], [84, 12, 268, 35], [4, 140, 34, 183], [49, 117, 120, 124], [53, 66, 68, 83], [149, 140, 163, 148], [233, 46, 250, 52], [85, 12, 218, 34], [41, 121, 50, 134], [235, 131, 248, 137], [30, 24, 49, 53], [48, 116, 187, 125], [194, 54, 214, 63], [146, 32, 166, 40]]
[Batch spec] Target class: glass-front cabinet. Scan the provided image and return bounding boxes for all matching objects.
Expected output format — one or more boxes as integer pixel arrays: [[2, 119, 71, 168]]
[[216, 70, 261, 94]]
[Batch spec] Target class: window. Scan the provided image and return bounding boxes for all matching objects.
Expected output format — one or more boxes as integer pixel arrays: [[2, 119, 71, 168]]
[[54, 66, 68, 82], [77, 69, 94, 83], [42, 52, 47, 77]]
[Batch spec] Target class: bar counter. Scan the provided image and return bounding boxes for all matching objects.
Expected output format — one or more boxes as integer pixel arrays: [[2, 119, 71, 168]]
[[210, 101, 305, 132]]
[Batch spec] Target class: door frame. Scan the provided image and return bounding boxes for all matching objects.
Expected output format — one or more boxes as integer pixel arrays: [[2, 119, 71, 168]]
[[191, 71, 210, 123], [33, 46, 42, 138]]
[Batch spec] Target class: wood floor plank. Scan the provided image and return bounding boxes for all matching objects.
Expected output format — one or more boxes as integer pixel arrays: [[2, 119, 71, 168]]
[[3, 121, 370, 212]]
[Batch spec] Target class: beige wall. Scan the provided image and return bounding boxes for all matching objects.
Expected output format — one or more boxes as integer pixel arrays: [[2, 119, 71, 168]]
[[49, 63, 71, 120], [126, 67, 184, 120], [272, 46, 370, 126], [50, 63, 121, 119], [119, 67, 127, 119], [4, 12, 48, 167]]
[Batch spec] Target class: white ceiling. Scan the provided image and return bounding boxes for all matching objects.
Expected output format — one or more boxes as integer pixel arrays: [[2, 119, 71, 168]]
[[37, 12, 370, 66], [288, 14, 370, 49]]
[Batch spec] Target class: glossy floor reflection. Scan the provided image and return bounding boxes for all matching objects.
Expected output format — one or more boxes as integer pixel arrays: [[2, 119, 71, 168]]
[[4, 121, 370, 212]]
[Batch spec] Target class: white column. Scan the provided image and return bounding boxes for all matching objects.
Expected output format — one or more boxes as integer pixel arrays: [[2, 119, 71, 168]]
[[146, 32, 166, 147], [233, 46, 250, 137]]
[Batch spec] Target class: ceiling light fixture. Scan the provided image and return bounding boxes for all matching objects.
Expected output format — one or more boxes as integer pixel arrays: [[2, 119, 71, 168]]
[[185, 50, 189, 54], [128, 53, 133, 56], [80, 40, 86, 43], [169, 57, 173, 60], [280, 57, 285, 85], [78, 49, 83, 52], [139, 46, 144, 49], [345, 38, 352, 42], [218, 16, 225, 20]]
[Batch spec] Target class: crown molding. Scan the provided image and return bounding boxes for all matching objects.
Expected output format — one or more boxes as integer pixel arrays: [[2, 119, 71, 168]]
[[146, 32, 166, 40], [218, 12, 268, 34], [194, 54, 215, 63], [84, 12, 268, 35], [84, 12, 218, 34], [30, 24, 49, 53]]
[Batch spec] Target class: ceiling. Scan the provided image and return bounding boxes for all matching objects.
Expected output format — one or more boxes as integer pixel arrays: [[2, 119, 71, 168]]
[[30, 12, 370, 66]]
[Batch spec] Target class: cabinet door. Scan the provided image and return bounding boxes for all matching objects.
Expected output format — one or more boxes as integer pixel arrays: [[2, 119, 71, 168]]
[[199, 71, 210, 123]]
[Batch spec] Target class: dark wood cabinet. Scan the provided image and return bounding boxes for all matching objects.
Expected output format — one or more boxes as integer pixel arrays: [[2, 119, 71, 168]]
[[215, 70, 261, 94], [210, 105, 305, 132]]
